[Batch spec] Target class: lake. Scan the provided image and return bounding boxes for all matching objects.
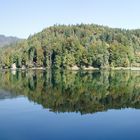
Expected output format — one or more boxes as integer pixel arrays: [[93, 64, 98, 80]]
[[0, 70, 140, 140]]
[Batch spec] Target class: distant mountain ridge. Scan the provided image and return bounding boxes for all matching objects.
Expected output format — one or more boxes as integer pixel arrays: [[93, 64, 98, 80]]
[[0, 34, 20, 48]]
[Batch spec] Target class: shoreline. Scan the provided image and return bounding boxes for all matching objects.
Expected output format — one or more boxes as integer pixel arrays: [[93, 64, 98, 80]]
[[110, 67, 140, 71], [1, 66, 140, 71]]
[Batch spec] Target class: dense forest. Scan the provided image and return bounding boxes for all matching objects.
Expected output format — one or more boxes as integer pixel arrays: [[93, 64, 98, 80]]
[[0, 70, 140, 114], [1, 24, 140, 69]]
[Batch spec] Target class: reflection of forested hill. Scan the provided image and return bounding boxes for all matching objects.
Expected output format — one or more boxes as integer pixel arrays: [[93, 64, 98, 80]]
[[0, 70, 140, 114]]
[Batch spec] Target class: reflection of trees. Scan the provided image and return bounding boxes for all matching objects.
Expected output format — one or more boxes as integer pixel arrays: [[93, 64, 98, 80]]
[[0, 70, 140, 114], [28, 72, 37, 91]]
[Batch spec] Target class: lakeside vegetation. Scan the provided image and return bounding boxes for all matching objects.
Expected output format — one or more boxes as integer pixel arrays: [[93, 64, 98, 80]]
[[0, 70, 140, 114], [1, 24, 140, 69]]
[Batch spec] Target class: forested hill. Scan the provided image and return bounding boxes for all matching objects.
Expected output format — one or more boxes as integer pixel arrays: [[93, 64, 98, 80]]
[[1, 24, 140, 69], [0, 35, 20, 48]]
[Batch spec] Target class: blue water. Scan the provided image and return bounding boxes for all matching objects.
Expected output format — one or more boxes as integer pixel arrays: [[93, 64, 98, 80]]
[[0, 70, 140, 140], [0, 97, 140, 140]]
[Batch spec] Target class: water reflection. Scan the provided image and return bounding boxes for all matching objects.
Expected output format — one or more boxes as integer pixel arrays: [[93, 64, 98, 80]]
[[0, 70, 140, 114]]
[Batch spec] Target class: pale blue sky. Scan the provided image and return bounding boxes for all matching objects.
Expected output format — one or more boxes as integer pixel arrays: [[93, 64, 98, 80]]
[[0, 0, 140, 38]]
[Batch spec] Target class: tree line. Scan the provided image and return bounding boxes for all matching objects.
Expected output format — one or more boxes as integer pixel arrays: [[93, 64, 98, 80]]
[[1, 24, 140, 69]]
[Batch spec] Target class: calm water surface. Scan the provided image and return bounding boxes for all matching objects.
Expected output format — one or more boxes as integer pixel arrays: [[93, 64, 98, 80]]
[[0, 70, 140, 140]]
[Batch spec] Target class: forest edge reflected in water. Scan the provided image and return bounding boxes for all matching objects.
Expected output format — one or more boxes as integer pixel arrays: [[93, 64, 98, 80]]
[[0, 70, 140, 115]]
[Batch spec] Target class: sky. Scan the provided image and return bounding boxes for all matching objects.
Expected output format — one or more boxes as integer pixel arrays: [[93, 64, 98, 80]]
[[0, 0, 140, 38]]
